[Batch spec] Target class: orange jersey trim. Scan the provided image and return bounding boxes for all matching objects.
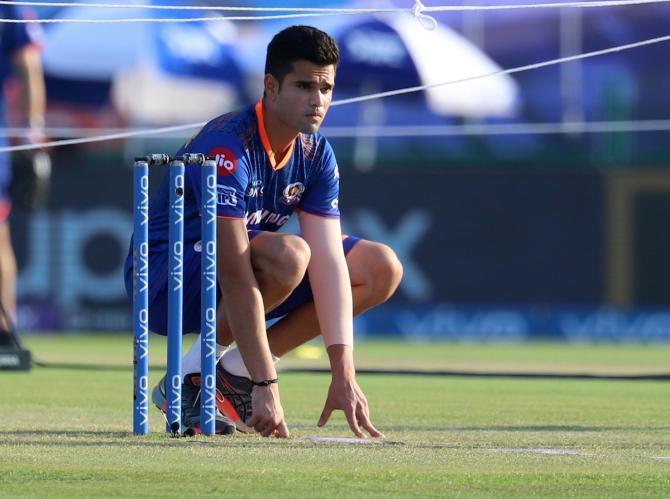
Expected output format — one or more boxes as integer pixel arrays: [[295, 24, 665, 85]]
[[255, 100, 294, 171], [216, 215, 245, 220]]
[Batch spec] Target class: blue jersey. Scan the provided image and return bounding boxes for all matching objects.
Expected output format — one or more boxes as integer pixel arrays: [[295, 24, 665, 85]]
[[147, 101, 340, 253]]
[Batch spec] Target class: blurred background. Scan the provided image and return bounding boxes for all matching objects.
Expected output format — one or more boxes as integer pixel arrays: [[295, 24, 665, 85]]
[[5, 0, 670, 343]]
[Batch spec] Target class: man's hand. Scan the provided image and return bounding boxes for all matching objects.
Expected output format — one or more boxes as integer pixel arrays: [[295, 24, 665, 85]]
[[317, 345, 384, 438], [247, 384, 289, 438], [317, 375, 383, 438]]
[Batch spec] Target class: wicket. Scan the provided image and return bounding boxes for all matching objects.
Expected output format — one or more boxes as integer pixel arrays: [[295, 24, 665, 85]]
[[133, 153, 218, 436]]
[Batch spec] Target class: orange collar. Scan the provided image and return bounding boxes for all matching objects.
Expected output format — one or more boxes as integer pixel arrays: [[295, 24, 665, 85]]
[[255, 100, 294, 171]]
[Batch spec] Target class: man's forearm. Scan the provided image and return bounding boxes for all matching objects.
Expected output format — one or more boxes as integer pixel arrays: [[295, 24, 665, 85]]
[[216, 219, 276, 382], [14, 47, 46, 132], [327, 344, 355, 380], [220, 276, 276, 381], [309, 255, 354, 348]]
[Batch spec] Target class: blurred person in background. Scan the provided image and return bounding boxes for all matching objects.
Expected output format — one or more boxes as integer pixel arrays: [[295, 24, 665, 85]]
[[0, 3, 47, 344]]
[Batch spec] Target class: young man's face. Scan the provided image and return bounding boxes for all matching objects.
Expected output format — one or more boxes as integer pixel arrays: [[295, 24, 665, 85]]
[[269, 59, 336, 134]]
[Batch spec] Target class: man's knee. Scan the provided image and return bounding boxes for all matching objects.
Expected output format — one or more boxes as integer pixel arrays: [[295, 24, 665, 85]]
[[350, 241, 403, 302], [253, 234, 311, 291], [369, 243, 403, 299]]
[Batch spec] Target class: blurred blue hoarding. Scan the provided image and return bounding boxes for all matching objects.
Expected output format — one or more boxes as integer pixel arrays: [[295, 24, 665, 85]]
[[10, 152, 670, 342]]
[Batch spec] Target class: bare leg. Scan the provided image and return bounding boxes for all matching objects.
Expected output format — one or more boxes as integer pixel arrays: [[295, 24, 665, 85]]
[[266, 240, 403, 357], [0, 221, 17, 332], [216, 232, 311, 346]]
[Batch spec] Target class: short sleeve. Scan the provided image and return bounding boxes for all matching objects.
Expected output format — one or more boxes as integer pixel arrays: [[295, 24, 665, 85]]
[[179, 128, 249, 219], [299, 139, 340, 218]]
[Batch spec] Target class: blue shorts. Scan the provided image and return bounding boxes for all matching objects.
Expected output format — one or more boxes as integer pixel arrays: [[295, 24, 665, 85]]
[[124, 232, 361, 336]]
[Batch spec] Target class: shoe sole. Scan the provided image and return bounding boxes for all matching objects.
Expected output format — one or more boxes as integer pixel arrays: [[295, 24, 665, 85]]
[[216, 390, 254, 433]]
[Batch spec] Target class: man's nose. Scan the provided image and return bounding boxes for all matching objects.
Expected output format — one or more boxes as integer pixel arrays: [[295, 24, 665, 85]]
[[309, 90, 325, 108]]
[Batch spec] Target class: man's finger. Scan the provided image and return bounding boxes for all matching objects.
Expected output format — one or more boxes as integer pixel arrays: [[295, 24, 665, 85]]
[[246, 414, 261, 432], [317, 405, 334, 427], [360, 418, 384, 438], [260, 423, 276, 437], [257, 417, 279, 437], [344, 407, 365, 438], [251, 416, 273, 435], [276, 420, 289, 438], [354, 405, 383, 438]]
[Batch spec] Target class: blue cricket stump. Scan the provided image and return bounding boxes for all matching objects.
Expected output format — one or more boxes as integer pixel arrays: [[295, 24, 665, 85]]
[[166, 159, 185, 435], [200, 158, 218, 436], [133, 159, 150, 436], [132, 153, 218, 436]]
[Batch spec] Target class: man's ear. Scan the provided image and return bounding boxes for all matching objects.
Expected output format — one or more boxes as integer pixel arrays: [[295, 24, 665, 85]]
[[264, 74, 279, 101]]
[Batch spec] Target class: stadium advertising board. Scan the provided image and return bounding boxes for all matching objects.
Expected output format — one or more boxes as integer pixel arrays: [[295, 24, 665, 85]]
[[10, 153, 670, 341]]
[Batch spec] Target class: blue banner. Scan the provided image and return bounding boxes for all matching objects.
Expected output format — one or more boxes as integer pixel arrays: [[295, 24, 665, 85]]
[[355, 305, 670, 343]]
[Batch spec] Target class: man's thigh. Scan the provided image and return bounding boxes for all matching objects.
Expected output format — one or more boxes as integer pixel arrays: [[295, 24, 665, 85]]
[[140, 232, 369, 332], [265, 234, 362, 319]]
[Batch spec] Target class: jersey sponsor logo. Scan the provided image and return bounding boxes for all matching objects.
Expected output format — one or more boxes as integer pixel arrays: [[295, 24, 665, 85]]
[[217, 185, 238, 207], [331, 198, 339, 210], [246, 209, 291, 227], [280, 182, 305, 205], [209, 146, 238, 176], [334, 165, 340, 180], [246, 179, 263, 198]]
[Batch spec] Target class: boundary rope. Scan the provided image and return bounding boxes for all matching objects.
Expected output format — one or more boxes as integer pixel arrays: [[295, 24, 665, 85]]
[[4, 119, 670, 140], [1, 0, 670, 24], [2, 32, 669, 153], [2, 0, 670, 12]]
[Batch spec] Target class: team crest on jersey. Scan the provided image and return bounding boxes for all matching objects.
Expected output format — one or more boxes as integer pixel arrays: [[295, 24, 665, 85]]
[[209, 146, 238, 176], [217, 185, 238, 207], [280, 182, 305, 205]]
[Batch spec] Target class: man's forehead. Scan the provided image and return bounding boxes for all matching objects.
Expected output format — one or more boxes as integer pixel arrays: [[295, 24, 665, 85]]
[[286, 60, 336, 81]]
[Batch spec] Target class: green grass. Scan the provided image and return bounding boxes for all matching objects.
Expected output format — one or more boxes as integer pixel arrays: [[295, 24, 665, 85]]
[[0, 335, 668, 497]]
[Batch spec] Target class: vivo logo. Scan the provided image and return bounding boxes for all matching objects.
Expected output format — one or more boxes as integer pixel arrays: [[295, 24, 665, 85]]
[[135, 241, 149, 295], [135, 375, 149, 427], [201, 373, 217, 428], [203, 241, 216, 293], [135, 310, 149, 360], [137, 175, 149, 226], [170, 241, 183, 292]]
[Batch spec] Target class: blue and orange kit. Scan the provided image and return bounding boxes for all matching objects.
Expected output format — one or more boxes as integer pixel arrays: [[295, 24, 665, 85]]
[[146, 100, 341, 252]]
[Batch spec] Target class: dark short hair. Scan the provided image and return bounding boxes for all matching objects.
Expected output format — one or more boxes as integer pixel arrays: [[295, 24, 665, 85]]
[[265, 25, 340, 87]]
